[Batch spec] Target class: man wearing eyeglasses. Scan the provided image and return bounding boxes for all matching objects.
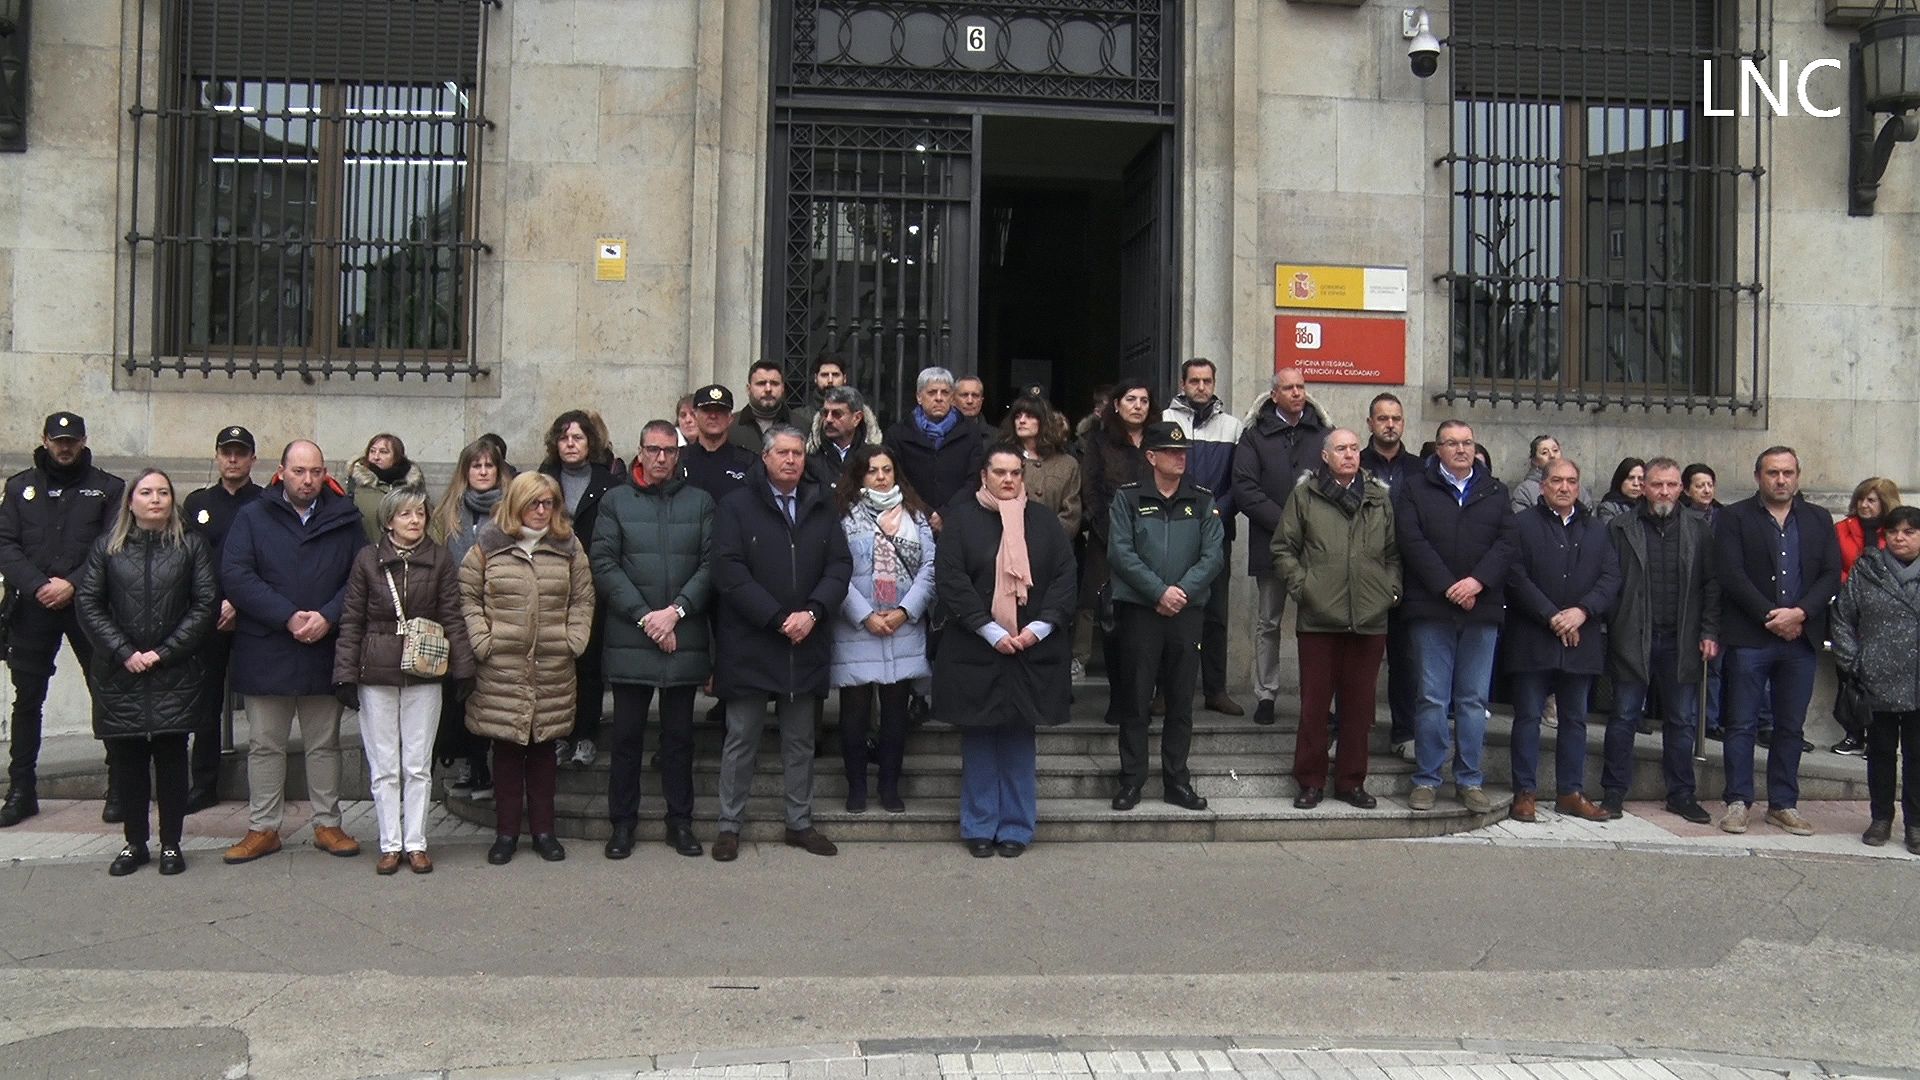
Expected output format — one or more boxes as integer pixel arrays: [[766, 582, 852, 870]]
[[590, 421, 716, 859], [1393, 420, 1514, 814]]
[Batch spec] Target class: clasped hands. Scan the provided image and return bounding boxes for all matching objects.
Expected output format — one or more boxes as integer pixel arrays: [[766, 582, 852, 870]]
[[993, 626, 1042, 655], [641, 606, 682, 654], [864, 608, 909, 637], [285, 610, 331, 644]]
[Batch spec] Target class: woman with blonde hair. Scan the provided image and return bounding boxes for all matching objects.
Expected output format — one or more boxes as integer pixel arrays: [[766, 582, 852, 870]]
[[459, 472, 595, 865], [429, 438, 510, 799], [346, 433, 425, 543], [76, 469, 218, 876]]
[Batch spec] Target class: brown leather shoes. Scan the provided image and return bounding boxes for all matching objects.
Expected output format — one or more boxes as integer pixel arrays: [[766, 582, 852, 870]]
[[406, 851, 433, 874], [1511, 790, 1538, 822], [375, 852, 403, 875], [784, 827, 838, 857], [1204, 694, 1245, 717], [1555, 792, 1611, 822], [312, 825, 362, 857], [222, 829, 282, 865], [712, 832, 740, 862]]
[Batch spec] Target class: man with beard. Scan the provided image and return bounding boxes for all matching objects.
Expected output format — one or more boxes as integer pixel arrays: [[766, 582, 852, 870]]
[[1606, 457, 1720, 824], [806, 385, 881, 486], [0, 413, 124, 826], [729, 361, 797, 453], [1359, 393, 1418, 757]]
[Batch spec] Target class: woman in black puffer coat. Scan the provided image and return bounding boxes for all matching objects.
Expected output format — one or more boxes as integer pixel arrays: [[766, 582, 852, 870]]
[[76, 468, 219, 877]]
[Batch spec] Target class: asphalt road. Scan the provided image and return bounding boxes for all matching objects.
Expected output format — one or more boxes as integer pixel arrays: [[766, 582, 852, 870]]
[[1, 839, 1916, 1079]]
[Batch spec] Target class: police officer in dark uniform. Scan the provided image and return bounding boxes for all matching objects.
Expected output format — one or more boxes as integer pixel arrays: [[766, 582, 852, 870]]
[[0, 412, 125, 827], [1105, 421, 1226, 813], [681, 384, 757, 504], [180, 426, 264, 812]]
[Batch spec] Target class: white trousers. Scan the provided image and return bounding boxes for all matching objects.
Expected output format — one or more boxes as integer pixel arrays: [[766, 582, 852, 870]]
[[360, 684, 443, 853]]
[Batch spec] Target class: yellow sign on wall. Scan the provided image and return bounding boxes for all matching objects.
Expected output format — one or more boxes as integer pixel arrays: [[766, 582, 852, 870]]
[[596, 238, 627, 282], [1274, 263, 1408, 312]]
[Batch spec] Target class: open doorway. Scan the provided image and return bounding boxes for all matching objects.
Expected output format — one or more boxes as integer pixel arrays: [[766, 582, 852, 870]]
[[976, 115, 1173, 430]]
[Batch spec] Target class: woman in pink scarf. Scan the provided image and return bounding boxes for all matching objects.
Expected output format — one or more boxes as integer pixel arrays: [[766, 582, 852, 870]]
[[932, 444, 1079, 857], [829, 446, 938, 814]]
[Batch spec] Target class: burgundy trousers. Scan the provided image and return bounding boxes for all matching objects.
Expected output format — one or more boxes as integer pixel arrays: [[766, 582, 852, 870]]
[[491, 738, 558, 837], [1294, 632, 1388, 793]]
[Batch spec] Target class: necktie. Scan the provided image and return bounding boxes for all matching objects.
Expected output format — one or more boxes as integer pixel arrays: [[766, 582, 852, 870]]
[[780, 494, 795, 525]]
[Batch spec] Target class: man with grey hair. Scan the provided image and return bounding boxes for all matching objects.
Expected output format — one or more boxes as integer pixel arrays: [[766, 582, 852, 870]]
[[1230, 365, 1330, 726], [806, 384, 881, 486], [1607, 456, 1719, 824], [884, 366, 984, 520], [953, 375, 988, 432], [220, 439, 369, 863], [709, 426, 851, 861]]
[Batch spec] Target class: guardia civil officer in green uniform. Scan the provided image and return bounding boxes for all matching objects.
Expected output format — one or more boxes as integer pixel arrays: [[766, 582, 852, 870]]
[[1106, 421, 1226, 812]]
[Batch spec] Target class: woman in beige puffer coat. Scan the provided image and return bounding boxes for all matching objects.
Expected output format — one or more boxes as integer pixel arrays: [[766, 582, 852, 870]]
[[459, 471, 595, 864]]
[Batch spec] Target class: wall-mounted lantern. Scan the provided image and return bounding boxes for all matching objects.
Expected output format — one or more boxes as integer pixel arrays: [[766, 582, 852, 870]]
[[1850, 1, 1920, 215]]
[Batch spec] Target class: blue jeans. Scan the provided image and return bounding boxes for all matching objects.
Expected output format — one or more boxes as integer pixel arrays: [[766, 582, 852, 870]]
[[1722, 639, 1817, 808], [1611, 632, 1700, 802], [1409, 619, 1498, 790], [1509, 670, 1593, 795], [959, 724, 1038, 845]]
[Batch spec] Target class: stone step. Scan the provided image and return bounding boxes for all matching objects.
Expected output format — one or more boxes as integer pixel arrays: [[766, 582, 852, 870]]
[[544, 750, 1417, 800], [445, 788, 1510, 844]]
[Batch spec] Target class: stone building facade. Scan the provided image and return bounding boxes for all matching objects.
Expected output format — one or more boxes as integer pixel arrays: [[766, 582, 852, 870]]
[[0, 1, 1911, 727]]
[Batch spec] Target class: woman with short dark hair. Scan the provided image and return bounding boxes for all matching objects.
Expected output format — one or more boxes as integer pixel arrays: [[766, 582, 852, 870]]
[[76, 469, 218, 876], [830, 445, 938, 814]]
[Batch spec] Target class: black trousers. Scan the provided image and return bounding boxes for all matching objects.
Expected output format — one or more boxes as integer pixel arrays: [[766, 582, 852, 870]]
[[608, 683, 697, 825], [572, 609, 608, 742], [840, 681, 910, 801], [1113, 602, 1202, 787], [1200, 538, 1232, 697], [6, 602, 96, 792], [1384, 607, 1418, 745], [107, 734, 190, 848], [1868, 709, 1920, 826], [189, 632, 232, 795]]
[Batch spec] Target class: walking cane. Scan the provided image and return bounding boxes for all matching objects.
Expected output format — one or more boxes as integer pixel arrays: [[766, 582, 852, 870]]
[[1695, 654, 1710, 765]]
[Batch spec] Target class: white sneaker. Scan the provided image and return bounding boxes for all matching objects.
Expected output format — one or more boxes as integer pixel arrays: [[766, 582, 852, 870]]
[[570, 738, 596, 767], [1069, 658, 1087, 681], [1391, 740, 1415, 763], [469, 785, 494, 802], [1542, 698, 1559, 729]]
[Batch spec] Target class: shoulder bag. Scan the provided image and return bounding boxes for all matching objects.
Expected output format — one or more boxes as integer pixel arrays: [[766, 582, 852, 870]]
[[384, 566, 450, 678]]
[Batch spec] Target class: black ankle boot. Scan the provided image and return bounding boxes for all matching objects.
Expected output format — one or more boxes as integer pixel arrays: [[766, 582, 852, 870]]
[[0, 789, 38, 828]]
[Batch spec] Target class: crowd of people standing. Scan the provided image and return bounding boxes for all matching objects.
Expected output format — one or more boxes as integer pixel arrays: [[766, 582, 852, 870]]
[[0, 357, 1914, 876]]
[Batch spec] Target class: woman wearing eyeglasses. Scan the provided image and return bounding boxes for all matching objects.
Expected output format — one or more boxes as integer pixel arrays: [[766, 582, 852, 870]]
[[459, 472, 595, 865]]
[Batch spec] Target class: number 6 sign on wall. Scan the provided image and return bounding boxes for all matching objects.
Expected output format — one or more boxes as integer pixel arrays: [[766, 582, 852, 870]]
[[965, 24, 987, 53]]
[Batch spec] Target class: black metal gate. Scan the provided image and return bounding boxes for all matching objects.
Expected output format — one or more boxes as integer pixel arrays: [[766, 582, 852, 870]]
[[770, 113, 977, 422]]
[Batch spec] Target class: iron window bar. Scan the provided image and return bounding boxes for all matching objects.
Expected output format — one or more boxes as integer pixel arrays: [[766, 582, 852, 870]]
[[1439, 0, 1769, 415], [122, 0, 498, 383]]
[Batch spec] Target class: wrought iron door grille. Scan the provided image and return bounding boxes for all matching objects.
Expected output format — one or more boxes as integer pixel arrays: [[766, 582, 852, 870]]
[[773, 115, 975, 422], [1439, 0, 1768, 413], [123, 0, 497, 382], [781, 1, 1172, 111]]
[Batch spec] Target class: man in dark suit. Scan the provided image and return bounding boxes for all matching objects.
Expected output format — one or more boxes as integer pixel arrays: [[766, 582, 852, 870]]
[[1713, 446, 1842, 837], [709, 427, 851, 862]]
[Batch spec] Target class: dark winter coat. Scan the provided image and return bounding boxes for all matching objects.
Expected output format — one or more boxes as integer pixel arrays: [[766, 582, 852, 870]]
[[1230, 397, 1331, 576], [1713, 495, 1843, 649], [220, 482, 369, 697], [75, 530, 218, 739], [1606, 506, 1721, 687], [1393, 458, 1514, 626], [710, 471, 852, 699], [0, 447, 124, 598], [1502, 501, 1622, 675], [183, 480, 263, 595], [1106, 478, 1226, 610], [933, 496, 1078, 729], [1078, 426, 1151, 553], [540, 460, 619, 548], [883, 416, 985, 515], [1831, 547, 1920, 712], [590, 475, 716, 688], [1359, 443, 1418, 495], [332, 536, 477, 688], [680, 440, 757, 506]]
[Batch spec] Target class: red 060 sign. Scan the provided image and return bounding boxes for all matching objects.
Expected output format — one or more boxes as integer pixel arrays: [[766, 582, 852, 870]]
[[1273, 315, 1407, 385]]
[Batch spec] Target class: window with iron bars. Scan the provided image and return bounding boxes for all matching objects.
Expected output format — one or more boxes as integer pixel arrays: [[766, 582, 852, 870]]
[[123, 0, 497, 382], [1442, 0, 1767, 413]]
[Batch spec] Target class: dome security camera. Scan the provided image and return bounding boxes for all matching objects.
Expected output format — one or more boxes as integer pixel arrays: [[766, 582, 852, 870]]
[[1402, 7, 1441, 80]]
